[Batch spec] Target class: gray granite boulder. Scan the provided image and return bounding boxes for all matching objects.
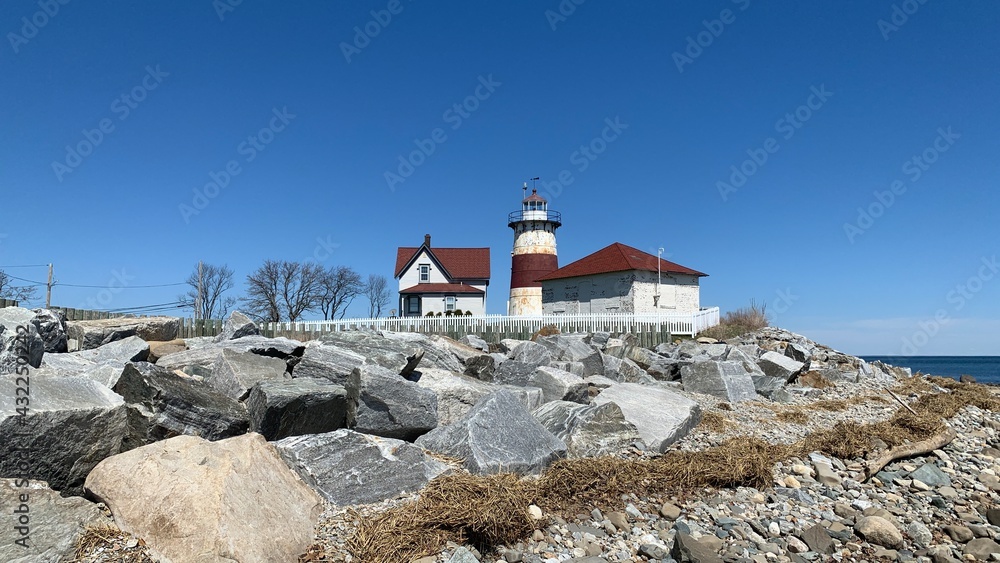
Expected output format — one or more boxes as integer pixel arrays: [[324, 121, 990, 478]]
[[725, 346, 765, 375], [356, 365, 438, 441], [214, 310, 260, 342], [0, 307, 44, 374], [532, 400, 641, 458], [531, 366, 589, 404], [757, 351, 805, 380], [319, 330, 462, 372], [0, 375, 127, 494], [155, 346, 226, 376], [680, 360, 757, 403], [593, 383, 701, 452], [30, 308, 68, 353], [460, 334, 489, 352], [412, 368, 543, 425], [508, 340, 552, 369], [209, 348, 288, 400], [113, 362, 248, 443], [247, 378, 350, 440], [536, 334, 604, 376], [416, 390, 566, 475], [1, 479, 110, 563], [276, 429, 449, 506], [602, 353, 656, 383], [76, 335, 149, 365], [66, 316, 179, 350]]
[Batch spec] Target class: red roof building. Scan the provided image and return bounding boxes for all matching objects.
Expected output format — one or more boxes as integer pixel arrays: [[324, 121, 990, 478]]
[[537, 243, 707, 314], [394, 234, 490, 317]]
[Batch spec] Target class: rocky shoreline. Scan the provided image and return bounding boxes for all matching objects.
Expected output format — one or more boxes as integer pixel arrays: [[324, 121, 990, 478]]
[[1, 308, 998, 562]]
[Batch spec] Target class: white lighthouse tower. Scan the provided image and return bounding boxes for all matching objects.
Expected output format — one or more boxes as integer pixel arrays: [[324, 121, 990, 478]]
[[508, 184, 561, 315]]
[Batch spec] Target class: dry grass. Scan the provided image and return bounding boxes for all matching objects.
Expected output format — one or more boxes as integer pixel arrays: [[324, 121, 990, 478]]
[[813, 399, 847, 411], [68, 524, 154, 563], [798, 371, 835, 389], [776, 410, 809, 424], [348, 378, 997, 562], [697, 299, 768, 341], [698, 411, 731, 432]]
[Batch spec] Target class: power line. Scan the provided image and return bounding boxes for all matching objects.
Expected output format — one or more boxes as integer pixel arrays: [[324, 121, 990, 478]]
[[0, 264, 49, 268], [2, 273, 186, 289]]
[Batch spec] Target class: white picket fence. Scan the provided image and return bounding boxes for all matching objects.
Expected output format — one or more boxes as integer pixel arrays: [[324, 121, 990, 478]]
[[257, 308, 720, 342]]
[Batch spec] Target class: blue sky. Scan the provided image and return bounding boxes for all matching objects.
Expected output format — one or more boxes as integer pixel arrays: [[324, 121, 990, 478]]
[[1, 1, 997, 356]]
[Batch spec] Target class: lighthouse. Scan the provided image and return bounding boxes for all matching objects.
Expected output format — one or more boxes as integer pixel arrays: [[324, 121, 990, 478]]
[[508, 184, 561, 315]]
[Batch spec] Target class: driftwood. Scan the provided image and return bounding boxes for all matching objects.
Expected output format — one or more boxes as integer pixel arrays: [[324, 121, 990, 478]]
[[883, 384, 919, 415], [863, 427, 957, 481]]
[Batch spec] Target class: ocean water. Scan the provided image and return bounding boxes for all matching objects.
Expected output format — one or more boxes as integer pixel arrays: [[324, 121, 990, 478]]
[[862, 356, 1000, 384]]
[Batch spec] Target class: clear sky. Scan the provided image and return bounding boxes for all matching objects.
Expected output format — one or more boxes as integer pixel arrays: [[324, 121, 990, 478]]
[[1, 1, 997, 356]]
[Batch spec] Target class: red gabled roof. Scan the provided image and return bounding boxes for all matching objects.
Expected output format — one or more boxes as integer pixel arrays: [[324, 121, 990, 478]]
[[399, 283, 485, 294], [394, 246, 491, 279], [536, 242, 707, 281]]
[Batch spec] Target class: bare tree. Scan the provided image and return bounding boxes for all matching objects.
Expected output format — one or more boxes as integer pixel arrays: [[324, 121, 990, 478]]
[[178, 263, 236, 320], [317, 266, 362, 320], [242, 260, 283, 322], [242, 260, 325, 322], [363, 274, 391, 318], [0, 270, 39, 304]]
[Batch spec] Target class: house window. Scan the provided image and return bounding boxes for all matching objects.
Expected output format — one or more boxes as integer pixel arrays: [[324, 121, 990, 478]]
[[419, 264, 429, 282], [445, 296, 456, 311], [407, 296, 420, 314]]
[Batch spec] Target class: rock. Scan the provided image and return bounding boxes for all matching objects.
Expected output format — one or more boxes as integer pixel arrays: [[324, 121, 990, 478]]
[[30, 308, 67, 353], [660, 502, 682, 520], [532, 400, 641, 458], [0, 307, 44, 373], [113, 362, 249, 443], [907, 521, 933, 549], [671, 531, 724, 563], [602, 353, 654, 383], [276, 429, 448, 506], [320, 330, 462, 372], [592, 383, 701, 452], [66, 316, 179, 350], [155, 345, 226, 376], [696, 336, 718, 344], [218, 335, 305, 359], [854, 516, 903, 549], [412, 368, 541, 425], [460, 334, 489, 352], [0, 479, 109, 563], [809, 452, 842, 486], [909, 462, 952, 488], [416, 390, 566, 475], [213, 310, 259, 342], [680, 360, 757, 402], [987, 508, 1000, 527], [356, 364, 438, 440], [75, 335, 150, 365], [784, 342, 810, 363], [146, 339, 186, 363], [449, 547, 481, 563], [768, 521, 781, 537], [959, 374, 977, 384], [247, 378, 350, 440], [462, 354, 497, 380], [293, 343, 364, 411], [639, 542, 669, 559], [85, 433, 321, 563], [944, 524, 974, 543], [208, 348, 288, 400], [801, 524, 834, 554], [530, 366, 589, 404], [0, 375, 126, 494], [400, 348, 424, 376], [725, 346, 765, 375], [751, 375, 787, 397], [963, 538, 1000, 560], [757, 351, 805, 380], [508, 340, 553, 369], [535, 334, 604, 375]]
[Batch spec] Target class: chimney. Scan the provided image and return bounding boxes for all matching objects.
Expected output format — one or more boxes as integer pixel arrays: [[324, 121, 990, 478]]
[[424, 234, 431, 247]]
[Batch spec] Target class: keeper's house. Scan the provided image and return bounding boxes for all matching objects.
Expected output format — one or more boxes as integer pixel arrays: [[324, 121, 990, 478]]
[[394, 235, 490, 317], [537, 242, 707, 315]]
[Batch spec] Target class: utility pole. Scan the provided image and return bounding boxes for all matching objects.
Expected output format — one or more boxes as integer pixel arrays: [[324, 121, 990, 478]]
[[45, 263, 53, 308], [196, 261, 203, 321]]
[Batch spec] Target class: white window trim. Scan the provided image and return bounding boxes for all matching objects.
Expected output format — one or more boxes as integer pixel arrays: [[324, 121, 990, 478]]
[[419, 264, 430, 283]]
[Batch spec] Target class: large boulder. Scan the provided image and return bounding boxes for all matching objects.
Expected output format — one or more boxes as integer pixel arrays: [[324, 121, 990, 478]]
[[30, 308, 67, 353], [532, 401, 641, 458], [146, 339, 186, 363], [208, 348, 288, 400], [113, 362, 249, 443], [75, 335, 150, 365], [247, 377, 350, 440], [0, 307, 44, 374], [356, 365, 438, 441], [530, 366, 589, 404], [602, 353, 655, 383], [460, 334, 489, 352], [213, 310, 259, 342], [1, 479, 110, 563], [508, 340, 553, 370], [0, 375, 127, 494], [294, 342, 365, 392], [680, 360, 757, 403], [416, 390, 566, 475], [536, 334, 604, 376], [412, 368, 543, 425], [217, 335, 305, 359], [593, 383, 701, 452], [276, 429, 449, 506], [84, 433, 322, 563], [66, 316, 179, 350], [757, 351, 805, 381], [155, 346, 226, 376], [319, 330, 462, 372]]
